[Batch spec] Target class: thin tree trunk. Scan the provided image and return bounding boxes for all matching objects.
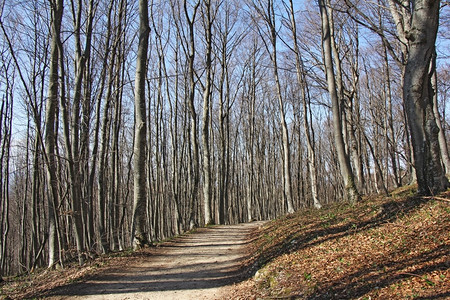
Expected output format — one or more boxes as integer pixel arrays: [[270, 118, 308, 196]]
[[201, 0, 213, 225], [91, 0, 116, 253], [45, 0, 64, 268], [287, 0, 321, 209], [184, 0, 200, 229], [59, 46, 85, 266], [348, 26, 365, 192], [218, 43, 228, 225], [259, 0, 294, 213], [431, 54, 450, 177], [248, 49, 257, 221], [318, 0, 360, 203], [111, 42, 125, 250], [132, 0, 150, 249], [97, 2, 126, 251], [382, 42, 401, 188]]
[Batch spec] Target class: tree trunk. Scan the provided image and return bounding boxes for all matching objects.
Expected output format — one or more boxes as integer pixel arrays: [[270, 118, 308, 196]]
[[184, 0, 200, 229], [218, 40, 228, 225], [201, 0, 213, 225], [259, 0, 295, 213], [383, 42, 401, 188], [287, 0, 321, 209], [45, 0, 64, 268], [132, 0, 150, 249], [0, 75, 13, 276], [431, 54, 450, 178], [318, 0, 360, 203], [403, 0, 448, 195]]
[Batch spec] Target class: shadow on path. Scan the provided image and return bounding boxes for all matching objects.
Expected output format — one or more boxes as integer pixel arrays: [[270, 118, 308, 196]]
[[46, 222, 265, 299]]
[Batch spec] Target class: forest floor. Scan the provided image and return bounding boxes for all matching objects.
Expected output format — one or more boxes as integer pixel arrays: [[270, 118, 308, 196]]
[[1, 185, 449, 299], [226, 185, 450, 299]]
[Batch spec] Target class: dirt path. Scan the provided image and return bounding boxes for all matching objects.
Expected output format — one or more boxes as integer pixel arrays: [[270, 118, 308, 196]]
[[46, 222, 265, 300]]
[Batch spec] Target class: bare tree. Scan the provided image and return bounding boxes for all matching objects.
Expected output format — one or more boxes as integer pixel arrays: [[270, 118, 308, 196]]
[[132, 0, 150, 249], [402, 0, 448, 194], [342, 0, 448, 193], [0, 49, 13, 277], [44, 0, 65, 268], [285, 0, 321, 209], [200, 0, 214, 225], [56, 0, 97, 266], [252, 0, 295, 213], [185, 0, 201, 229], [432, 60, 450, 177], [318, 0, 360, 203]]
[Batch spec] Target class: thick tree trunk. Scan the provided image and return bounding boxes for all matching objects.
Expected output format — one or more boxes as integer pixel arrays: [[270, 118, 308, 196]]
[[0, 78, 13, 276], [403, 0, 448, 195]]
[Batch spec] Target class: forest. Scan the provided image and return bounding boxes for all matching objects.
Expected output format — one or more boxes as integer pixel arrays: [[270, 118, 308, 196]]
[[0, 0, 448, 278]]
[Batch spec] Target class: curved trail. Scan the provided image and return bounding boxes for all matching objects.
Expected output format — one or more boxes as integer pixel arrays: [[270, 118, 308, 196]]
[[47, 222, 264, 300]]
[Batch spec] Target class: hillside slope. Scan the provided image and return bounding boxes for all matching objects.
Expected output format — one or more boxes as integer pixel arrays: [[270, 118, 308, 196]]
[[226, 186, 450, 299]]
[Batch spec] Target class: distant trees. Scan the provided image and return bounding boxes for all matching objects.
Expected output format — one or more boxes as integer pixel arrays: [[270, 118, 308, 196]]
[[0, 0, 448, 277], [251, 0, 295, 213], [285, 0, 321, 209], [318, 0, 360, 203]]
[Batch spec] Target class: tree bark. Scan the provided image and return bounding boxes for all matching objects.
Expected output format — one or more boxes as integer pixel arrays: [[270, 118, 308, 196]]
[[403, 0, 448, 195], [45, 0, 64, 268], [184, 0, 200, 229], [132, 0, 150, 249], [201, 0, 213, 225]]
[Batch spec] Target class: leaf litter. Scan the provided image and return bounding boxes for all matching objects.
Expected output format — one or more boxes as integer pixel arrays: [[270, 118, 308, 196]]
[[224, 186, 450, 299]]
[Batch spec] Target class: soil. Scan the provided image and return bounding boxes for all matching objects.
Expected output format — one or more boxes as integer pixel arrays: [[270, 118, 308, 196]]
[[44, 221, 265, 300]]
